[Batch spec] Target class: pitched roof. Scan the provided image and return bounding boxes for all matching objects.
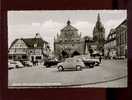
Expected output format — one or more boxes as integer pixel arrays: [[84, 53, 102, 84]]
[[61, 20, 78, 31], [9, 37, 48, 49], [9, 39, 19, 49], [23, 38, 44, 48], [61, 24, 78, 31]]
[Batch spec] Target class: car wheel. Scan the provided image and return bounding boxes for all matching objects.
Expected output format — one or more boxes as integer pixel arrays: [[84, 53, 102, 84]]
[[16, 65, 19, 68], [76, 65, 82, 71], [96, 63, 100, 66], [58, 66, 64, 71], [46, 65, 50, 68], [89, 64, 94, 68]]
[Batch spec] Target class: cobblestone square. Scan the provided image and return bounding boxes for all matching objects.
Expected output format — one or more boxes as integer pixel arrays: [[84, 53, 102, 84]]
[[8, 59, 127, 88]]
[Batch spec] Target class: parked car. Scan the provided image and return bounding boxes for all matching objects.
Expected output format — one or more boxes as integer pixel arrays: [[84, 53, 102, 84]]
[[89, 58, 100, 66], [8, 60, 16, 69], [114, 56, 125, 60], [8, 60, 24, 69], [57, 58, 85, 71], [44, 58, 60, 68], [22, 61, 33, 67], [73, 55, 95, 68]]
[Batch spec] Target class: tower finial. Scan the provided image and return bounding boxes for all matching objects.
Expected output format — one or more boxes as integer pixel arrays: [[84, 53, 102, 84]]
[[67, 19, 71, 25], [35, 32, 41, 38]]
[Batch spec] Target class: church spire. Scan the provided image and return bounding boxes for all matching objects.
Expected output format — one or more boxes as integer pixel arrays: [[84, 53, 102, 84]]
[[93, 13, 105, 42], [96, 13, 103, 29], [97, 13, 101, 22]]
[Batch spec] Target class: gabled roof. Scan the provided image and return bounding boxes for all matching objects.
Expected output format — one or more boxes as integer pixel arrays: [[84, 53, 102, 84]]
[[9, 39, 19, 49], [9, 37, 48, 49], [61, 24, 78, 31], [61, 20, 78, 31]]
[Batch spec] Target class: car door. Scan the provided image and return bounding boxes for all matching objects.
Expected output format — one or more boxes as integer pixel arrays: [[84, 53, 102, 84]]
[[67, 58, 74, 68], [63, 59, 72, 68]]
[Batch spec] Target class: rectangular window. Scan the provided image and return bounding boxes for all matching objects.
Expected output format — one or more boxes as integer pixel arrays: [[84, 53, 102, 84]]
[[36, 56, 41, 60], [8, 55, 12, 59], [22, 55, 27, 59]]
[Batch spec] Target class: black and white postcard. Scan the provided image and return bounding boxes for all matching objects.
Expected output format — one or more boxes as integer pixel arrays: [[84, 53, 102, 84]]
[[8, 10, 127, 88]]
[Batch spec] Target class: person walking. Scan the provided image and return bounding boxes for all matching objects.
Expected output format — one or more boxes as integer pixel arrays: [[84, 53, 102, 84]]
[[99, 55, 102, 63]]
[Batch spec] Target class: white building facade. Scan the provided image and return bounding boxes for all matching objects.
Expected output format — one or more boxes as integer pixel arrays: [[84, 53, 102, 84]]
[[104, 29, 117, 59], [8, 33, 50, 63]]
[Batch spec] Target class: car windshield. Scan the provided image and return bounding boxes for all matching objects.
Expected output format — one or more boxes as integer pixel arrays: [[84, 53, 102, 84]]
[[65, 59, 72, 62], [17, 61, 22, 64], [75, 59, 82, 62], [10, 62, 16, 64]]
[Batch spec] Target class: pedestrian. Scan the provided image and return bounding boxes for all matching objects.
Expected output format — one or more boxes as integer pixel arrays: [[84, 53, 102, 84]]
[[36, 60, 38, 66], [33, 60, 35, 66], [99, 56, 102, 63]]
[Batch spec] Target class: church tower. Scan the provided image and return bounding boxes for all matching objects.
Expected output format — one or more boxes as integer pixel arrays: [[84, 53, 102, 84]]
[[93, 13, 105, 54]]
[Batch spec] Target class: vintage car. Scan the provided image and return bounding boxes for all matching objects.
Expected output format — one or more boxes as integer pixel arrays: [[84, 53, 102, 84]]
[[73, 55, 95, 68], [8, 60, 16, 69], [8, 60, 24, 69], [22, 61, 33, 67], [113, 56, 126, 60], [44, 58, 60, 68], [88, 58, 100, 66], [57, 58, 85, 71]]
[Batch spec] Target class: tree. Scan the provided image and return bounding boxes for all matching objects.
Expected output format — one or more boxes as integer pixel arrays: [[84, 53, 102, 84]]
[[62, 50, 69, 58]]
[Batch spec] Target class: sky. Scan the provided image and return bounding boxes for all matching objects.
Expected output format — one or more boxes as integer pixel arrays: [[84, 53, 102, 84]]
[[8, 10, 127, 50]]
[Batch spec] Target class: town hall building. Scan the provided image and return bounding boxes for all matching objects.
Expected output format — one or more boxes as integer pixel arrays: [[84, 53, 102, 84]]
[[54, 20, 85, 59], [54, 14, 105, 59]]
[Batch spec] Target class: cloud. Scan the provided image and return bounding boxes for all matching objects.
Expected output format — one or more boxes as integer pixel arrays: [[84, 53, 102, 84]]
[[73, 21, 95, 37], [39, 20, 64, 50], [32, 23, 41, 26], [8, 20, 64, 50], [40, 20, 64, 37], [42, 20, 63, 29], [105, 20, 124, 28], [8, 18, 126, 50], [104, 18, 126, 38]]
